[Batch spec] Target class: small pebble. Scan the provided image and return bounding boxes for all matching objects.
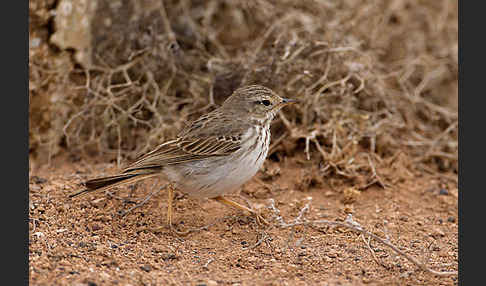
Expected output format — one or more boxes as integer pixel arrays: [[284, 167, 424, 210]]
[[439, 189, 449, 195], [31, 176, 47, 184], [140, 265, 152, 272], [430, 227, 445, 238], [30, 38, 41, 48]]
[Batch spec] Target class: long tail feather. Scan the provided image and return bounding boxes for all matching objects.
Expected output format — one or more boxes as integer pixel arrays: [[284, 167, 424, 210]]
[[69, 172, 160, 198]]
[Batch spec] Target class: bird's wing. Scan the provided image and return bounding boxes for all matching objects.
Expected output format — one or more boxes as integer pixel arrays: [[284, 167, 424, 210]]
[[122, 111, 248, 173]]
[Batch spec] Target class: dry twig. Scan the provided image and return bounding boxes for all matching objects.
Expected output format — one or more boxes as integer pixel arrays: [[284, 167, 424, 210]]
[[267, 200, 457, 277]]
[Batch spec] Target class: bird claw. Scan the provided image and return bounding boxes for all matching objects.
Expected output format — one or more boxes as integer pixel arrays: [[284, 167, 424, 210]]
[[255, 213, 270, 226]]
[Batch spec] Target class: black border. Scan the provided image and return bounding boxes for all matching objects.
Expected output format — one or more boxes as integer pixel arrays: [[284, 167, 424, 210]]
[[2, 1, 29, 285], [459, 1, 474, 285]]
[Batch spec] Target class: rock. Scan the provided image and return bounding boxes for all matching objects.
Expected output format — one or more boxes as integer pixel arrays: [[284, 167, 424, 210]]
[[429, 227, 445, 238], [140, 265, 152, 272], [31, 176, 47, 184], [50, 0, 97, 67], [50, 0, 170, 69], [439, 189, 449, 195]]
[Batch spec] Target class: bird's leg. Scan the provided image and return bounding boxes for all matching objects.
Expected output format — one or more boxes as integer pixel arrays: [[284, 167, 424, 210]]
[[213, 196, 269, 226], [150, 183, 193, 235], [167, 183, 174, 226], [118, 182, 165, 217]]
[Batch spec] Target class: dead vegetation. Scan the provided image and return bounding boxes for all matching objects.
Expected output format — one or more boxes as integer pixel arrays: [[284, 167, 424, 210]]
[[29, 0, 457, 182]]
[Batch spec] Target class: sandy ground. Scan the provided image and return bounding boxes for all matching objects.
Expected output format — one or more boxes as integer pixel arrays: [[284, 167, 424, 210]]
[[29, 154, 457, 285]]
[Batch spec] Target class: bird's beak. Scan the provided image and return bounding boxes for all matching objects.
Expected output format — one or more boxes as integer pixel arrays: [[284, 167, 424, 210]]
[[281, 98, 298, 105]]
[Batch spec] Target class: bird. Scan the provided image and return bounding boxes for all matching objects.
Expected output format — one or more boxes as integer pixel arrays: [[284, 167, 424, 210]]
[[69, 85, 297, 227]]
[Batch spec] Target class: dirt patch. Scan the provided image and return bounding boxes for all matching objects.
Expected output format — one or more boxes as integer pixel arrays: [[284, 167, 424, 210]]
[[29, 154, 457, 285]]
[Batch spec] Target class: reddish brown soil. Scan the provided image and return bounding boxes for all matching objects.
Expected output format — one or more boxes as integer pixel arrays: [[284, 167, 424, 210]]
[[29, 154, 457, 285]]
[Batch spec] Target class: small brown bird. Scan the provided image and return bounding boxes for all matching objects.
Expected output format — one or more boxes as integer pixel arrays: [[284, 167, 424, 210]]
[[70, 85, 297, 226]]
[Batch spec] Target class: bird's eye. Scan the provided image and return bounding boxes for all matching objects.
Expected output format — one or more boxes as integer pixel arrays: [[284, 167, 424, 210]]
[[261, 100, 271, 106], [254, 99, 272, 106]]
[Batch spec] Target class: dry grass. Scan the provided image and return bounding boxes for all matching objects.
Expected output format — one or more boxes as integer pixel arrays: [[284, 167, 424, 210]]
[[29, 0, 458, 182]]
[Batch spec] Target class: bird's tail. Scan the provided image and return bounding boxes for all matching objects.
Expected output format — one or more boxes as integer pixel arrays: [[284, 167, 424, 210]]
[[69, 171, 160, 198]]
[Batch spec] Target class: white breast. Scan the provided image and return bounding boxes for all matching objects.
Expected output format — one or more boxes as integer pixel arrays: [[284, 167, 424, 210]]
[[165, 125, 270, 199]]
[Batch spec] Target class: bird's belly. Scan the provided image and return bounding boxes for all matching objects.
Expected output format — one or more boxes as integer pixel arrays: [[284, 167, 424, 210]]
[[166, 139, 268, 199]]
